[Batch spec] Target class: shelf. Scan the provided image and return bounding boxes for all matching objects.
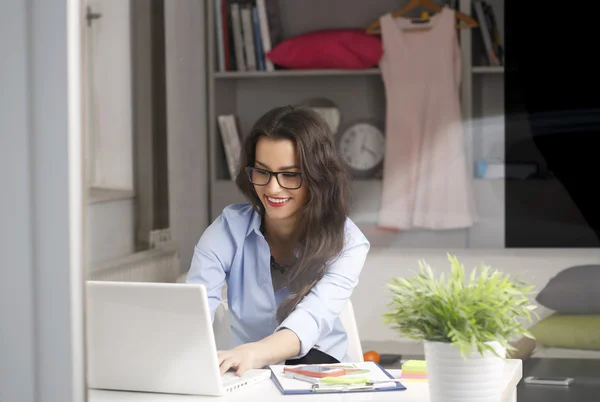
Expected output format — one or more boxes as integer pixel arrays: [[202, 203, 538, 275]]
[[472, 66, 505, 74], [88, 187, 135, 205], [213, 66, 503, 78], [213, 68, 381, 79]]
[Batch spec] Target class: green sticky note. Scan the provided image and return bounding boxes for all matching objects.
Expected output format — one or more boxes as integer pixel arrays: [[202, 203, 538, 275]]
[[319, 377, 370, 385], [402, 360, 427, 371]]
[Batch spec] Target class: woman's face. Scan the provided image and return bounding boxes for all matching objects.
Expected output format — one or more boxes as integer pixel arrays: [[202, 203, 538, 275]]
[[252, 137, 308, 222]]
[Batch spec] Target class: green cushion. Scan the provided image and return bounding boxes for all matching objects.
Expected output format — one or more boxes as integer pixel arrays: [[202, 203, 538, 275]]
[[530, 314, 600, 350]]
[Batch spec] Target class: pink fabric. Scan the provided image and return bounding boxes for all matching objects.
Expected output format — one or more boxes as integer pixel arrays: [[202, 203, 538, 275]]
[[377, 8, 478, 230]]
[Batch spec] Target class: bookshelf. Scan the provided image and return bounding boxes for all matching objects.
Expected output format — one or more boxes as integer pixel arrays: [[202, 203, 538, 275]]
[[206, 0, 506, 248], [459, 0, 505, 247]]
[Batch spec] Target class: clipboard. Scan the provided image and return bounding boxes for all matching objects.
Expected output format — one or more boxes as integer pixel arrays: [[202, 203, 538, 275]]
[[269, 361, 406, 395]]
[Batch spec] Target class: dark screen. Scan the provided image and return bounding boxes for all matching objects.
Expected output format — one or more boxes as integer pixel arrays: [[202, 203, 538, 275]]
[[505, 1, 600, 247]]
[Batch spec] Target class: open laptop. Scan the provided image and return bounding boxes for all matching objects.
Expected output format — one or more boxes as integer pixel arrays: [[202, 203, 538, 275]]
[[86, 280, 271, 396]]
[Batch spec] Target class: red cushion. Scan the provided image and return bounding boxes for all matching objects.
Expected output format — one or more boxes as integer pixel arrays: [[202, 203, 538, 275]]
[[266, 29, 383, 70]]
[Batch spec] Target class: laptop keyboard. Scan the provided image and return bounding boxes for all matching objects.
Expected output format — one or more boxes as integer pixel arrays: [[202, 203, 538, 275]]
[[222, 371, 240, 384], [222, 371, 251, 392]]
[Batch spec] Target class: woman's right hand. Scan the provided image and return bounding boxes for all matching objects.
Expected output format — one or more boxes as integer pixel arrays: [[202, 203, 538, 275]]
[[217, 342, 270, 376]]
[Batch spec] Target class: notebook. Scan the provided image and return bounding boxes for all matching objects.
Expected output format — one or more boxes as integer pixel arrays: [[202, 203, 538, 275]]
[[269, 361, 406, 394]]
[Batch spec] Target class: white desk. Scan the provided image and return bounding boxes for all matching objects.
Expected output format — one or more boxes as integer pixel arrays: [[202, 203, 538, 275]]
[[89, 359, 521, 401]]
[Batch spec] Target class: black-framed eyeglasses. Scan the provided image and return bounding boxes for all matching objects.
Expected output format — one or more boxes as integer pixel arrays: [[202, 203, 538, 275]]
[[245, 167, 303, 190]]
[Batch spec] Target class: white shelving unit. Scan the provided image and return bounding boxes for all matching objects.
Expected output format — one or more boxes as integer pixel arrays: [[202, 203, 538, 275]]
[[460, 0, 505, 248], [206, 0, 505, 249]]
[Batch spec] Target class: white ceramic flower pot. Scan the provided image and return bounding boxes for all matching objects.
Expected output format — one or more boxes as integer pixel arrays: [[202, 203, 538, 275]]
[[424, 340, 506, 402]]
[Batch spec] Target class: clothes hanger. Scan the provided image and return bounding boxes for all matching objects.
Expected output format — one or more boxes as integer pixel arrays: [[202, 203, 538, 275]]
[[365, 0, 478, 34]]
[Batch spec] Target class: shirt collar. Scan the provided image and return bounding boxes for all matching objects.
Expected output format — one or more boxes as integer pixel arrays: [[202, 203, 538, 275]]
[[246, 206, 264, 238]]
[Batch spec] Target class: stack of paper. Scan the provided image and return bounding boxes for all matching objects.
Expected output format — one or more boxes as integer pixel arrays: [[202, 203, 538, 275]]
[[269, 361, 406, 394], [401, 360, 427, 382]]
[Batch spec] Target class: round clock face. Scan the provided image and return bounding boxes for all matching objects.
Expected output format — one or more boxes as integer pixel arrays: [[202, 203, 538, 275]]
[[338, 122, 385, 177]]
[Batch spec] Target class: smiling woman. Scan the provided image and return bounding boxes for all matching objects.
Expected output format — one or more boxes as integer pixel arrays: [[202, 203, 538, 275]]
[[186, 105, 370, 376], [246, 139, 308, 219]]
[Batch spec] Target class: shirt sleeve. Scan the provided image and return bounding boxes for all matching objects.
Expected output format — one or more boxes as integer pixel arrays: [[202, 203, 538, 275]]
[[186, 214, 235, 323], [275, 223, 370, 359]]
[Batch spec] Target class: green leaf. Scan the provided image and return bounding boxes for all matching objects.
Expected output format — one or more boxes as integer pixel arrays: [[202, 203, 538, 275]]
[[382, 256, 538, 358]]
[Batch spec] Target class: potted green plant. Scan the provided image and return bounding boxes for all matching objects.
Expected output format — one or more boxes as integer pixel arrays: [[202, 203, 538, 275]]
[[383, 254, 538, 402]]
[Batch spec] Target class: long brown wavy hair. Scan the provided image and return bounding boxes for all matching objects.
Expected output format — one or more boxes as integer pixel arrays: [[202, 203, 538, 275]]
[[235, 105, 351, 323]]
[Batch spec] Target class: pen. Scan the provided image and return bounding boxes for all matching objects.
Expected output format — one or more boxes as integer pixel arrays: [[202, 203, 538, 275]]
[[319, 377, 405, 386], [312, 384, 375, 393]]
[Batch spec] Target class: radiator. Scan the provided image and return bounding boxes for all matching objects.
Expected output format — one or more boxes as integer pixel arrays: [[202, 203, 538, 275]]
[[89, 241, 181, 283]]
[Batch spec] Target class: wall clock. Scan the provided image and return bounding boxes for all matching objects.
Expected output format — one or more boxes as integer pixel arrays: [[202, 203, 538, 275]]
[[335, 120, 386, 179]]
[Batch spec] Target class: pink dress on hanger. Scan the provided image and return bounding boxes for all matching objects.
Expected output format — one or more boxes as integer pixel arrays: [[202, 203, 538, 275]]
[[377, 7, 478, 230]]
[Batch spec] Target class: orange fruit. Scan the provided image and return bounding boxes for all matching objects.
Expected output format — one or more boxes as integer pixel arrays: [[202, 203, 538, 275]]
[[363, 350, 380, 363]]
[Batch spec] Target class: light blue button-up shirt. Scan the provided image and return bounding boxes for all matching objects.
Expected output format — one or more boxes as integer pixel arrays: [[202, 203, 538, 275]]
[[186, 202, 370, 362]]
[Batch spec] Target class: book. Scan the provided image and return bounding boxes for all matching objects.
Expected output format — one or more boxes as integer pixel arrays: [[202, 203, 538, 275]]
[[214, 0, 225, 71], [269, 361, 406, 394], [473, 0, 500, 66], [217, 115, 242, 179], [251, 5, 265, 71], [229, 2, 246, 71], [255, 0, 274, 71], [240, 3, 256, 70], [221, 0, 233, 71]]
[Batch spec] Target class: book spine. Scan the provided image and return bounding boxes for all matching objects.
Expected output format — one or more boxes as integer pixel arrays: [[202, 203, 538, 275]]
[[252, 5, 265, 71], [221, 0, 232, 70], [230, 3, 246, 71], [255, 0, 274, 71], [240, 4, 257, 70], [214, 0, 225, 71]]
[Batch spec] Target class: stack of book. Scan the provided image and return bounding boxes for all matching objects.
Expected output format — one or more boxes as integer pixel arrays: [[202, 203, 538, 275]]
[[400, 360, 428, 382], [214, 0, 282, 72], [473, 0, 504, 66]]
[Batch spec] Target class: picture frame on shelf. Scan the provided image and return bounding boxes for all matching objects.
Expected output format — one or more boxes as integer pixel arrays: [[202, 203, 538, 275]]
[[299, 97, 341, 136]]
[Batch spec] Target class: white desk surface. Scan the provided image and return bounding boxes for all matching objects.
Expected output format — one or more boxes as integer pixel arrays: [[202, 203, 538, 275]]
[[89, 359, 522, 402]]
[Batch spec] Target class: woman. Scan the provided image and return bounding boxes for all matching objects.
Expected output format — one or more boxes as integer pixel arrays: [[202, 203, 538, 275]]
[[186, 105, 370, 376]]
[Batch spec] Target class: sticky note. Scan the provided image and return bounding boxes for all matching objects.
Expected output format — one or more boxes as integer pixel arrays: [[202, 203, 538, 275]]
[[401, 360, 427, 372]]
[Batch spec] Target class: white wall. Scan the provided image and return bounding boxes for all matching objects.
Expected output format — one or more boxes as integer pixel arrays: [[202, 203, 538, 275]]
[[0, 1, 85, 401], [164, 0, 210, 273], [85, 0, 211, 271], [83, 0, 137, 267], [85, 0, 134, 190], [353, 247, 600, 353], [87, 195, 136, 265]]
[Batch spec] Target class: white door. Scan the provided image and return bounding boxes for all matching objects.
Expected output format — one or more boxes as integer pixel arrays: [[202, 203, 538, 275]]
[[85, 0, 133, 190]]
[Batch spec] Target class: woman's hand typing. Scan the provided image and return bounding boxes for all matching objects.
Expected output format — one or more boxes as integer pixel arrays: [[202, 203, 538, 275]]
[[217, 342, 270, 376], [218, 328, 301, 376]]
